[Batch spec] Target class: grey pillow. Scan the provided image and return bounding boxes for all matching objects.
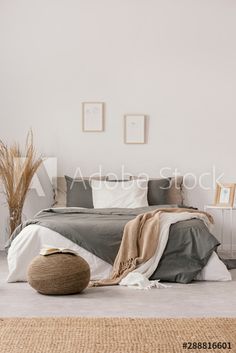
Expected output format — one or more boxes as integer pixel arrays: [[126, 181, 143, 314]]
[[65, 176, 93, 208], [147, 178, 170, 205], [166, 176, 184, 205], [147, 177, 183, 206]]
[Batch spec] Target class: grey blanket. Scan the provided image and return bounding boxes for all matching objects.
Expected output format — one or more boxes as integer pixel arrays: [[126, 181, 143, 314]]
[[10, 205, 220, 283]]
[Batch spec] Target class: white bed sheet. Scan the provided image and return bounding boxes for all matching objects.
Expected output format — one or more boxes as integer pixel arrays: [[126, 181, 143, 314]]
[[7, 225, 112, 282]]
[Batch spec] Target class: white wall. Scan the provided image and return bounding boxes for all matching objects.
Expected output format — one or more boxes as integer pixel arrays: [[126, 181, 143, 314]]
[[0, 0, 236, 248]]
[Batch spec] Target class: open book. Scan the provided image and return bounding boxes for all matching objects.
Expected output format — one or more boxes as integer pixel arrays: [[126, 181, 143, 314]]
[[40, 247, 79, 256]]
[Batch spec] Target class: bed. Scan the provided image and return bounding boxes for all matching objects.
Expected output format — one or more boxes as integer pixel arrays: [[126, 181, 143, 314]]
[[7, 177, 232, 284]]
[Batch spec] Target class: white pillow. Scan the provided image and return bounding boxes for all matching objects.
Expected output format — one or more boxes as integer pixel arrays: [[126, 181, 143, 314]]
[[91, 179, 148, 208], [195, 252, 232, 281]]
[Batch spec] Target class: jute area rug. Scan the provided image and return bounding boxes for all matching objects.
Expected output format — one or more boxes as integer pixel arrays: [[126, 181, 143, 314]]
[[0, 317, 235, 353]]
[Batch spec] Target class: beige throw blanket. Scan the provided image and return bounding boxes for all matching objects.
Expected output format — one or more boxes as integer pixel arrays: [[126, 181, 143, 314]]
[[92, 208, 213, 286]]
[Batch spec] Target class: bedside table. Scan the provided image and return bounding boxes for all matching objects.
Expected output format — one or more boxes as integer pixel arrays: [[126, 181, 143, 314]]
[[204, 205, 236, 258]]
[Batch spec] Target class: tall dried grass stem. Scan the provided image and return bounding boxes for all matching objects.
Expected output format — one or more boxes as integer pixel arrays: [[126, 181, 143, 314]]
[[0, 131, 42, 235]]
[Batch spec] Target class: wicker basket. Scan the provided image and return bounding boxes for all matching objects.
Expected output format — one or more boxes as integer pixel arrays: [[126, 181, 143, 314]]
[[27, 253, 90, 295]]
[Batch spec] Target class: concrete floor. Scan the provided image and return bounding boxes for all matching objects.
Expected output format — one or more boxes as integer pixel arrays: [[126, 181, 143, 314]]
[[1, 251, 236, 318]]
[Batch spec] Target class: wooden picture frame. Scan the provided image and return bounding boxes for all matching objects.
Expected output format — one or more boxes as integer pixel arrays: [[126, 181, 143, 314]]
[[214, 183, 236, 207], [82, 102, 105, 132], [124, 115, 146, 144]]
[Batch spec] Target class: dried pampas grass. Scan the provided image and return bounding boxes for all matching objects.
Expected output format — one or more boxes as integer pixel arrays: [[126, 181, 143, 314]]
[[0, 131, 42, 235]]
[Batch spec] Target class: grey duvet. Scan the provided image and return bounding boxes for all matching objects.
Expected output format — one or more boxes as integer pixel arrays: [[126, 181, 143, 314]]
[[10, 205, 220, 283]]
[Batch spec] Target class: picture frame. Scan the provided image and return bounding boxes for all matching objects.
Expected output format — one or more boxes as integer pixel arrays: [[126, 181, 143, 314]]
[[214, 183, 236, 207], [124, 115, 146, 144], [82, 102, 104, 132]]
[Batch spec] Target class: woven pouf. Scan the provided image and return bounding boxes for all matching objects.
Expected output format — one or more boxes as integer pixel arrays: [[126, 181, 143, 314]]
[[27, 254, 90, 295]]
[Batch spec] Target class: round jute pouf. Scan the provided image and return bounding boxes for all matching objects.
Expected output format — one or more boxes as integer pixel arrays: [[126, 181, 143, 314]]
[[27, 254, 90, 295]]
